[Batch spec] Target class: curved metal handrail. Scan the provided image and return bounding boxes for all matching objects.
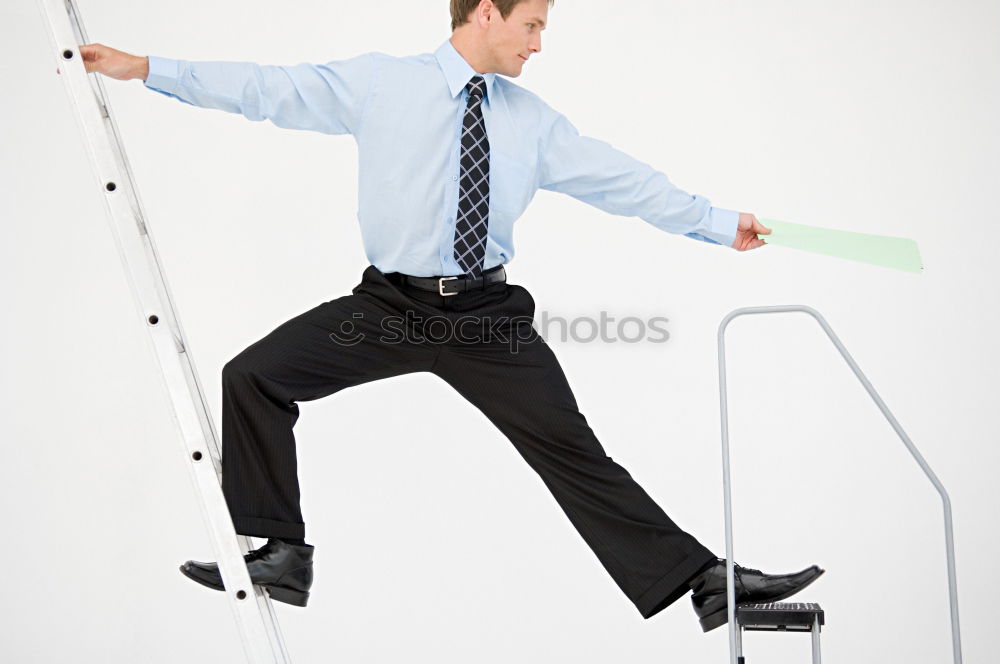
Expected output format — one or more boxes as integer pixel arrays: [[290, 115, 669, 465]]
[[716, 305, 962, 664]]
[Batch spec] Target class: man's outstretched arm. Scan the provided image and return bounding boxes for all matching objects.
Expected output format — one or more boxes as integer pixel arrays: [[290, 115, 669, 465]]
[[537, 110, 770, 251], [80, 43, 375, 136]]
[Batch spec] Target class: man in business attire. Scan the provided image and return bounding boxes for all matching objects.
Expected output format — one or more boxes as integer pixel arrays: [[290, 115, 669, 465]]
[[81, 0, 822, 631]]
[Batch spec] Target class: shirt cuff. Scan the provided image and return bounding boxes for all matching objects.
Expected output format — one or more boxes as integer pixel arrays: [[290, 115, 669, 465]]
[[695, 206, 740, 247], [143, 55, 180, 94]]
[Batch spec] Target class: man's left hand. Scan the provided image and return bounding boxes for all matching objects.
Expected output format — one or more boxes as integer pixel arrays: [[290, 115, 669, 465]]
[[731, 213, 772, 251]]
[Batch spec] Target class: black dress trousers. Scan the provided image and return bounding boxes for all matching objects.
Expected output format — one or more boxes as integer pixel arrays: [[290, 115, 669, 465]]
[[220, 264, 717, 618]]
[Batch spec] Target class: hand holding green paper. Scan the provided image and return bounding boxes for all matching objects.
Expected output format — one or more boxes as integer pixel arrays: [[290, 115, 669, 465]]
[[733, 213, 923, 274], [732, 213, 773, 251]]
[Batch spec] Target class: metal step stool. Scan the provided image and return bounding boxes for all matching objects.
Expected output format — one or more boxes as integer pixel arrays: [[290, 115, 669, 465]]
[[717, 305, 964, 663], [735, 602, 824, 664]]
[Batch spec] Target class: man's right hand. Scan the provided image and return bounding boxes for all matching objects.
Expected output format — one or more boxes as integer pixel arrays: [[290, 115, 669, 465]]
[[79, 43, 148, 82]]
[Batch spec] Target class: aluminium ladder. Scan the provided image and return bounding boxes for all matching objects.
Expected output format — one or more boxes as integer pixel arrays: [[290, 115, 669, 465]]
[[34, 0, 292, 661], [716, 305, 964, 664]]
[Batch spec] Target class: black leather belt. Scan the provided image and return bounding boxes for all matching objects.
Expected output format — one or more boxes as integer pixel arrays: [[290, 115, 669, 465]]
[[398, 264, 506, 296]]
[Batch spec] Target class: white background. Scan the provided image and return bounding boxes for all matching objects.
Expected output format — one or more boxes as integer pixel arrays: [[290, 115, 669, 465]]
[[2, 0, 998, 662]]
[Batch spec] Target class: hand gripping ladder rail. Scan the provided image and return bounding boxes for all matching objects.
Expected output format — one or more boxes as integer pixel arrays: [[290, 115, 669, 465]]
[[34, 0, 293, 661], [716, 305, 964, 664]]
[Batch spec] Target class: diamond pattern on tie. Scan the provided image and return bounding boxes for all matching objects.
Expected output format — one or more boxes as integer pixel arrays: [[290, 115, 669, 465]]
[[453, 75, 490, 277]]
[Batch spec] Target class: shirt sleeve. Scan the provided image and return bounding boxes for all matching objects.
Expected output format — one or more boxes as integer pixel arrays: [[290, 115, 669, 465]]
[[142, 53, 376, 136], [537, 111, 740, 247]]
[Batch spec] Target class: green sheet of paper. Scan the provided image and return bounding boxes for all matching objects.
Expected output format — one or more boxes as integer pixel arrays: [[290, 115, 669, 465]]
[[757, 218, 923, 274]]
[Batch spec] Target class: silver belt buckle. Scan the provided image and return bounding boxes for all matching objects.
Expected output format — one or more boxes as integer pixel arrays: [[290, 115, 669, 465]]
[[438, 276, 458, 296]]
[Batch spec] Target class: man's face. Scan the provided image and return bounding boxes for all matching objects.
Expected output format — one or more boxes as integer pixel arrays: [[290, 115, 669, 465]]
[[484, 0, 547, 77]]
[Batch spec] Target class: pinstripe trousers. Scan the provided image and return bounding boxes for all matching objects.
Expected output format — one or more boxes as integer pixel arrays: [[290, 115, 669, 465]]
[[220, 264, 716, 618]]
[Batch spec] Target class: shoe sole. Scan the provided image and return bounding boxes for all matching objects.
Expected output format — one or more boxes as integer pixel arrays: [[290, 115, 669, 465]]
[[263, 584, 310, 607], [699, 567, 825, 633], [179, 564, 310, 607]]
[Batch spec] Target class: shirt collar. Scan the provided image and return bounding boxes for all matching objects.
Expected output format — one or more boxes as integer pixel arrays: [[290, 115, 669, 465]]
[[434, 38, 497, 104]]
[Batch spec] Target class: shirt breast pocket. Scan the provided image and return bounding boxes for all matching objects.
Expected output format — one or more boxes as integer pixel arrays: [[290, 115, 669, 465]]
[[489, 150, 535, 216]]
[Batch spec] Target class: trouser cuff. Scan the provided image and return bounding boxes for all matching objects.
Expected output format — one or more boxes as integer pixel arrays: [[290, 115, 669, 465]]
[[634, 548, 717, 619], [232, 515, 305, 540]]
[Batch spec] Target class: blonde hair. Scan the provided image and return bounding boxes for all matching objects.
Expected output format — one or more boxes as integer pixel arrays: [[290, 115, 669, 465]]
[[450, 0, 555, 31]]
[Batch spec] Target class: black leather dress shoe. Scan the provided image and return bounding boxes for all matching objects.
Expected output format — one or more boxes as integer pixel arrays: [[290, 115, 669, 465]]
[[179, 538, 314, 607], [689, 557, 824, 632]]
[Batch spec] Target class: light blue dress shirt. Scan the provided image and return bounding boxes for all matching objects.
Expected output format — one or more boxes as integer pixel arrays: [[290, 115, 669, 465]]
[[143, 38, 740, 277]]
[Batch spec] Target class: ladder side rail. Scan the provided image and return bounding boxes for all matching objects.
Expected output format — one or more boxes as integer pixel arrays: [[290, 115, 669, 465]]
[[64, 0, 225, 477], [811, 615, 821, 664], [34, 0, 291, 660], [716, 305, 962, 664]]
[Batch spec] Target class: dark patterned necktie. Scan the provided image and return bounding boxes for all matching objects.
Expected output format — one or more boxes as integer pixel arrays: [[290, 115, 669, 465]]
[[452, 75, 490, 277]]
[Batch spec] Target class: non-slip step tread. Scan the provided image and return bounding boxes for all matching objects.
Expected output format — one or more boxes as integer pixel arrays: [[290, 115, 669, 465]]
[[736, 602, 824, 631]]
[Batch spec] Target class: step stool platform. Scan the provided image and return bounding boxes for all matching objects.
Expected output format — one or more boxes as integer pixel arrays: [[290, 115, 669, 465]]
[[736, 602, 824, 631]]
